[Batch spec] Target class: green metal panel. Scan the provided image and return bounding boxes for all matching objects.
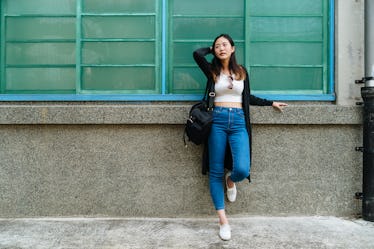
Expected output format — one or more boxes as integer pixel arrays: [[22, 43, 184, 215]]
[[6, 17, 76, 41], [169, 0, 245, 94], [1, 0, 160, 94], [173, 0, 244, 16], [172, 67, 206, 93], [171, 43, 245, 94], [82, 42, 155, 65], [250, 17, 323, 42], [251, 67, 323, 91], [173, 42, 244, 65], [82, 67, 156, 91], [6, 68, 75, 91], [169, 0, 328, 95], [0, 0, 331, 98], [82, 16, 156, 39], [6, 0, 76, 15], [80, 0, 160, 93], [7, 43, 75, 65], [173, 18, 244, 40], [250, 0, 323, 15], [3, 0, 77, 94], [250, 43, 323, 65], [248, 0, 328, 94], [83, 0, 155, 13], [170, 42, 212, 94]]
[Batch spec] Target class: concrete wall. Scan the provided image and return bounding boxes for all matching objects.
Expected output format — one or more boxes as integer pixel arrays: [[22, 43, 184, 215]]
[[0, 1, 367, 218], [335, 0, 365, 105], [0, 105, 363, 217]]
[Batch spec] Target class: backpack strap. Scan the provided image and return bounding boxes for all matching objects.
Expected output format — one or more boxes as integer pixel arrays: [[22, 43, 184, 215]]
[[204, 80, 215, 111]]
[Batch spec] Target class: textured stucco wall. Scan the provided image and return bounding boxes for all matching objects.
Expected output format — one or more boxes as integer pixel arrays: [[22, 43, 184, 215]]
[[0, 104, 363, 218]]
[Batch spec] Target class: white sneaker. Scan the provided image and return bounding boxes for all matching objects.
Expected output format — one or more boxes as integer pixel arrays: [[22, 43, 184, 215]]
[[219, 224, 231, 241], [225, 172, 237, 202]]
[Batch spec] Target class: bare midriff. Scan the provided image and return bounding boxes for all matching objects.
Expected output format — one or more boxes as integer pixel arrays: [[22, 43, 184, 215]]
[[214, 102, 242, 108]]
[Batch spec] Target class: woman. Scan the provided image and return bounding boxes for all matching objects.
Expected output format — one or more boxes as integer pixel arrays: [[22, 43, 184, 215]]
[[193, 34, 287, 241]]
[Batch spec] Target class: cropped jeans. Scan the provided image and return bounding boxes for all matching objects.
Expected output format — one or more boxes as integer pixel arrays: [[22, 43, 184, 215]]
[[208, 107, 250, 210]]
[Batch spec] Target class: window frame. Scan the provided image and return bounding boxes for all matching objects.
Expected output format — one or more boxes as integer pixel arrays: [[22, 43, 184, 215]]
[[0, 0, 335, 101]]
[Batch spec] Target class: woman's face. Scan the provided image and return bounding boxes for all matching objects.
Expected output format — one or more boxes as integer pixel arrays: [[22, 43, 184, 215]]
[[213, 36, 235, 61]]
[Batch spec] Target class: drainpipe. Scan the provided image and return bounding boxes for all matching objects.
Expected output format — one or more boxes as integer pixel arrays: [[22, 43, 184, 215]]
[[356, 0, 374, 221]]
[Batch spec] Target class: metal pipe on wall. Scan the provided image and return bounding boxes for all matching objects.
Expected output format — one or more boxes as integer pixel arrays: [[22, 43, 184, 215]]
[[358, 0, 374, 222]]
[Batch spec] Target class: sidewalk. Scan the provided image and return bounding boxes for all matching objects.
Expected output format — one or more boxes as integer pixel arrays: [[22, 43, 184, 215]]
[[0, 216, 373, 249]]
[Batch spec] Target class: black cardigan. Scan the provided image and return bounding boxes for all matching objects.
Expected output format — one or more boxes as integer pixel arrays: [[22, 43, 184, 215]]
[[193, 47, 273, 182]]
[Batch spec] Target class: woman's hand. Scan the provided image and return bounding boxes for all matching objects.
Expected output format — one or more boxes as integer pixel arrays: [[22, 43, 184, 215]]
[[272, 102, 288, 112]]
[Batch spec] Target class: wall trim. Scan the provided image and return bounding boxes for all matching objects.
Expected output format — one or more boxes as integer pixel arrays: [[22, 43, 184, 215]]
[[0, 104, 362, 125]]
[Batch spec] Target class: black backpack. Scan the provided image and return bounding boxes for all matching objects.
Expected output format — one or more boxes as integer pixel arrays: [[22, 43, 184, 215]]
[[184, 81, 215, 145]]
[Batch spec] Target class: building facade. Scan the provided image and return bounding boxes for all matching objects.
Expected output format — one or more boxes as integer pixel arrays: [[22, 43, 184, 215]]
[[0, 0, 365, 217]]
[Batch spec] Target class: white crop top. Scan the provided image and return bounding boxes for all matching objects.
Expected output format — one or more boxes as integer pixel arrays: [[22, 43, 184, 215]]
[[214, 74, 244, 103]]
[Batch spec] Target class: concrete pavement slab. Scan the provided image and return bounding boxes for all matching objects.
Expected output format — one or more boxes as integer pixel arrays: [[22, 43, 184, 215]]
[[0, 216, 373, 249]]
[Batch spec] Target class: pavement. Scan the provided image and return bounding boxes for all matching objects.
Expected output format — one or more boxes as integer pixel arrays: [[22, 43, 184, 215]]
[[0, 216, 373, 249]]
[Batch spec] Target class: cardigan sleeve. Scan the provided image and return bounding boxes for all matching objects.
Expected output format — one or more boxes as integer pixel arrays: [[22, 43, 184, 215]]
[[249, 94, 273, 106], [193, 47, 212, 79]]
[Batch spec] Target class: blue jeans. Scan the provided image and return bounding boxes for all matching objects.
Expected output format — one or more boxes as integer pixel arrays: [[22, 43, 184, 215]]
[[208, 107, 250, 210]]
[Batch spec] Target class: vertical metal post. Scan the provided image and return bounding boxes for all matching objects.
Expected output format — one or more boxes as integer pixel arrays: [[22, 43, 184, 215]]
[[0, 1, 5, 94], [357, 0, 374, 222], [361, 87, 374, 221], [76, 0, 82, 94]]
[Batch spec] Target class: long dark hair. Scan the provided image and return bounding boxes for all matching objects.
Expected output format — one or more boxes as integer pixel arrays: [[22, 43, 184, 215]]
[[211, 34, 246, 81]]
